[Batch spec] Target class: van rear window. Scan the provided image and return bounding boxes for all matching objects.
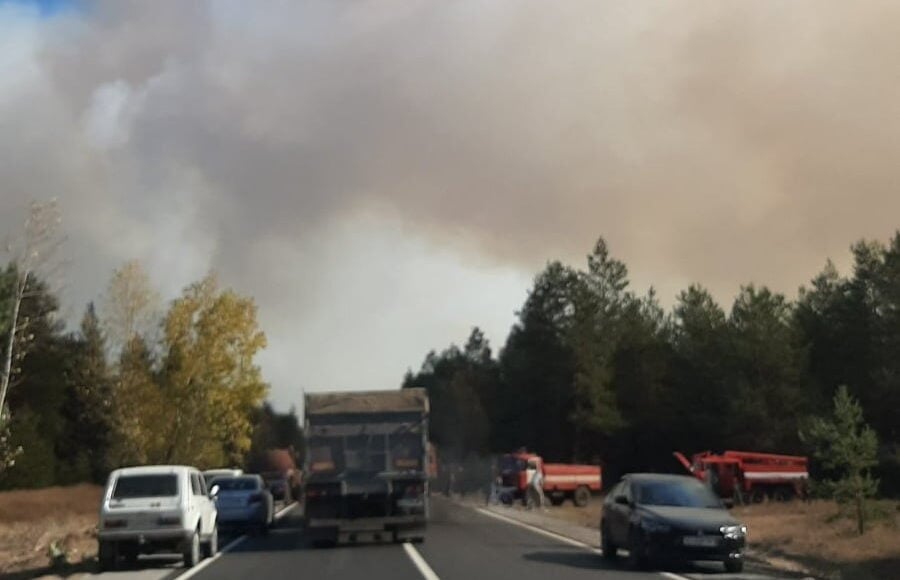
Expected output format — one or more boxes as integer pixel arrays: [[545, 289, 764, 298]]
[[113, 474, 178, 499]]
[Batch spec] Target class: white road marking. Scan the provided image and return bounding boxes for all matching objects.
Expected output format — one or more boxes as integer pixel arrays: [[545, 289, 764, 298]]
[[178, 502, 297, 580], [402, 542, 441, 580], [474, 507, 692, 580], [474, 507, 602, 554], [658, 573, 692, 580]]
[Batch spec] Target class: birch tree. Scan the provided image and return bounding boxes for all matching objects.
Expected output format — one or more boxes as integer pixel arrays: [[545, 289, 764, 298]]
[[101, 259, 160, 359], [0, 199, 62, 419]]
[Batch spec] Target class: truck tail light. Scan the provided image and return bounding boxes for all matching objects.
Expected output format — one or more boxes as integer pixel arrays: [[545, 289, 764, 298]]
[[104, 519, 127, 529]]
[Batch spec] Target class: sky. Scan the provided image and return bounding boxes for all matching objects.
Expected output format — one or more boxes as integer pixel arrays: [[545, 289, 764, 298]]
[[3, 1, 900, 411]]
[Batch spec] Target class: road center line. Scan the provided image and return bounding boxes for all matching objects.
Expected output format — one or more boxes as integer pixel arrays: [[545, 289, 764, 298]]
[[474, 507, 692, 580], [402, 543, 441, 580], [178, 502, 297, 580]]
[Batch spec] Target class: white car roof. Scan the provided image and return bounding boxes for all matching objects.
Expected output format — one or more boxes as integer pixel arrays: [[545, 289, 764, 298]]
[[112, 465, 197, 477]]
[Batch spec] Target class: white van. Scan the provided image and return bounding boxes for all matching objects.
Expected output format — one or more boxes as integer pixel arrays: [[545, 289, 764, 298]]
[[98, 465, 218, 571]]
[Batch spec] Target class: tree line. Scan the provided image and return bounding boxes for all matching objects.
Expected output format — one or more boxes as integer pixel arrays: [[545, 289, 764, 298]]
[[0, 203, 300, 489], [403, 234, 900, 495]]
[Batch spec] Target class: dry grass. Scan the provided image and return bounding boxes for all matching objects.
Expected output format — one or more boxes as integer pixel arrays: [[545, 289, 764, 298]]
[[733, 499, 900, 580], [0, 484, 102, 576]]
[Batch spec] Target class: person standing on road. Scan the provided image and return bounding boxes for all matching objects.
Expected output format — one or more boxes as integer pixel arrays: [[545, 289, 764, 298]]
[[527, 460, 545, 509]]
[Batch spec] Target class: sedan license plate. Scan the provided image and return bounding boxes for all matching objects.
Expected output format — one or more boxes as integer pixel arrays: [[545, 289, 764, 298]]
[[683, 535, 719, 548]]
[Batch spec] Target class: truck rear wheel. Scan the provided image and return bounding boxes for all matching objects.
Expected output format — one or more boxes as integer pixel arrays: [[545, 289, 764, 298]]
[[549, 495, 565, 506], [573, 486, 591, 507]]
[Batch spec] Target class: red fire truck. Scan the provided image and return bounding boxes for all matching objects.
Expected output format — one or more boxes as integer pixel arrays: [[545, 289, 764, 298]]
[[674, 450, 809, 503], [499, 452, 602, 507]]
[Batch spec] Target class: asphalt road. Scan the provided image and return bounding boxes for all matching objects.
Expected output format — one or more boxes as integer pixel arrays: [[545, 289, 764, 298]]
[[154, 498, 803, 580]]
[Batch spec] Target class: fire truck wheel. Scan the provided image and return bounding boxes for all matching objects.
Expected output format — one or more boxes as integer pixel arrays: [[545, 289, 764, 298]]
[[772, 486, 794, 502], [574, 486, 591, 507], [549, 495, 565, 506]]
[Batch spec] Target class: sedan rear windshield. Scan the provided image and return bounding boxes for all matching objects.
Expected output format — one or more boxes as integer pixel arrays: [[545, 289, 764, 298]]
[[212, 477, 260, 491], [636, 480, 722, 509], [112, 474, 178, 499]]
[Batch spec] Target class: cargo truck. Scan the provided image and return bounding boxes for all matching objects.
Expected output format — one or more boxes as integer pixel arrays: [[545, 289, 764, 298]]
[[303, 389, 430, 546]]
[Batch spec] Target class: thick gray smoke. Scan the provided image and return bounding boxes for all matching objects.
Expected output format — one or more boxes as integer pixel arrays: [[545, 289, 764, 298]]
[[3, 1, 900, 405]]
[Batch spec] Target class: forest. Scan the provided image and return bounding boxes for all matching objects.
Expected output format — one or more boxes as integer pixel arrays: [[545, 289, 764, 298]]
[[404, 234, 900, 494]]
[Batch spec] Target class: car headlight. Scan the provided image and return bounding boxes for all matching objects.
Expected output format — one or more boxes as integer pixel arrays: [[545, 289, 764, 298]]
[[720, 524, 748, 538], [641, 518, 671, 533]]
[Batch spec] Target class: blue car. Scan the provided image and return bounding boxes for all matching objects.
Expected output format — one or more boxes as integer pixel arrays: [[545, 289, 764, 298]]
[[210, 475, 274, 534]]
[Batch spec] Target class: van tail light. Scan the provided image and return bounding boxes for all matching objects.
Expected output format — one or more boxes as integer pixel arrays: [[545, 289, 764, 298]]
[[157, 515, 181, 526], [104, 519, 127, 529]]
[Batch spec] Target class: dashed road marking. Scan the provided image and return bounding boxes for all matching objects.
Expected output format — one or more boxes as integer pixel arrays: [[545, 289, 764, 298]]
[[402, 542, 441, 580]]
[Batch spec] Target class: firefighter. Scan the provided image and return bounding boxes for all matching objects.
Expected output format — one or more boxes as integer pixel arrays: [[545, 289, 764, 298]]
[[526, 461, 545, 509]]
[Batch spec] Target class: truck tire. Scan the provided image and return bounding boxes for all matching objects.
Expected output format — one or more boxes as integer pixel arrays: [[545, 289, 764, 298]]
[[772, 486, 794, 502], [725, 557, 744, 573], [549, 495, 565, 507], [574, 486, 591, 507]]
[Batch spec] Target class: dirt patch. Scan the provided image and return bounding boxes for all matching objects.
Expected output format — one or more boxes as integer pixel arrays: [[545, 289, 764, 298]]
[[0, 484, 102, 576]]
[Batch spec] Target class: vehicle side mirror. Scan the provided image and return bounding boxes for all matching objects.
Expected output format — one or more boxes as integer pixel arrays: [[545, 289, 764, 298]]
[[209, 485, 219, 498], [614, 495, 629, 506]]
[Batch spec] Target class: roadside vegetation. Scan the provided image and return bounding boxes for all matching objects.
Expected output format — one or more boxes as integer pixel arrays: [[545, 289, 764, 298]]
[[0, 484, 101, 576], [405, 232, 900, 501], [0, 202, 301, 492]]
